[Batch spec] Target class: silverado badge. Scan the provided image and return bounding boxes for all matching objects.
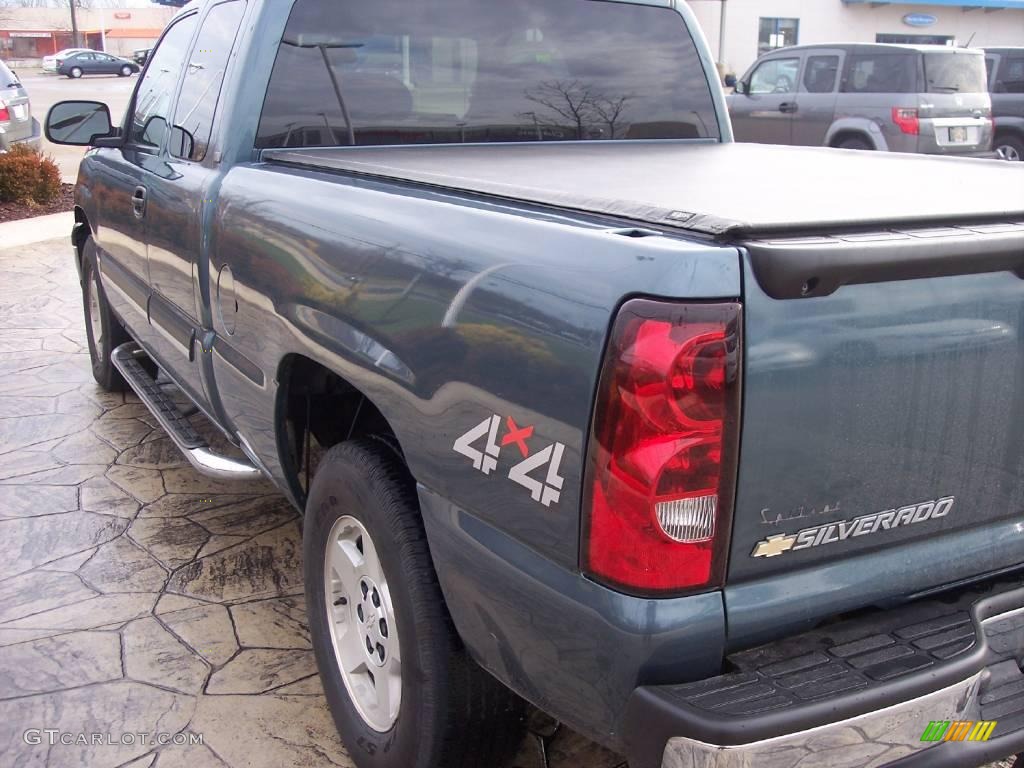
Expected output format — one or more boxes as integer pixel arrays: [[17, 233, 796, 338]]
[[751, 496, 955, 558]]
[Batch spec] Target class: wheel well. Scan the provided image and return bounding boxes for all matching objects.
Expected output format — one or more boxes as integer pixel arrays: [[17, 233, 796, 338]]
[[829, 130, 874, 149], [276, 354, 400, 503]]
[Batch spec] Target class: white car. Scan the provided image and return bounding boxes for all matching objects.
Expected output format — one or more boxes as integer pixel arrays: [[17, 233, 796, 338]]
[[42, 48, 94, 73]]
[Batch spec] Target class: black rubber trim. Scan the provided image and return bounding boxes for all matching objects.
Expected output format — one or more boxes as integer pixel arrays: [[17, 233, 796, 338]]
[[99, 252, 148, 312], [114, 347, 204, 450], [620, 580, 1024, 768], [213, 335, 265, 387], [149, 293, 198, 357], [745, 221, 1024, 300]]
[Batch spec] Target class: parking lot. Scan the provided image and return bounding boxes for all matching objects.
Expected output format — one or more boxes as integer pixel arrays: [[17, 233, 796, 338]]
[[18, 70, 135, 181]]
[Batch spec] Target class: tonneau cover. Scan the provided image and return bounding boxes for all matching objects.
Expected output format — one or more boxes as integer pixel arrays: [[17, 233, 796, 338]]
[[262, 142, 1024, 239]]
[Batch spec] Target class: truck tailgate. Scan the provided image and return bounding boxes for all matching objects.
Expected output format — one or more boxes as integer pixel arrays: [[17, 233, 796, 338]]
[[730, 246, 1024, 588]]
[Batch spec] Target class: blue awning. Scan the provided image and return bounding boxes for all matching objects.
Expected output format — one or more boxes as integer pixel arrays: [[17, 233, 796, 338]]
[[844, 0, 1024, 8]]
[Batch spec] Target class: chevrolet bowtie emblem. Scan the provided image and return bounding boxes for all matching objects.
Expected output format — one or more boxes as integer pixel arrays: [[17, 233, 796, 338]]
[[751, 534, 796, 558]]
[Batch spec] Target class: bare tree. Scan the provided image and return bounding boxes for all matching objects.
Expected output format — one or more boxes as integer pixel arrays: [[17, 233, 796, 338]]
[[592, 94, 633, 141], [523, 79, 597, 140], [520, 80, 634, 141]]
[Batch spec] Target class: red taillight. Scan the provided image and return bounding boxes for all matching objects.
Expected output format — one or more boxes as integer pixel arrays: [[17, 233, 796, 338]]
[[0, 100, 8, 122], [582, 299, 742, 596], [892, 107, 920, 135]]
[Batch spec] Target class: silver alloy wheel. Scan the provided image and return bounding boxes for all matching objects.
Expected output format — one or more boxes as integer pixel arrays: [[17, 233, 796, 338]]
[[996, 144, 1021, 162], [324, 515, 401, 732], [87, 270, 105, 364]]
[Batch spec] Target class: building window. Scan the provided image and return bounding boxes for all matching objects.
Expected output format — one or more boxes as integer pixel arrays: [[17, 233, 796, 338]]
[[758, 18, 798, 57]]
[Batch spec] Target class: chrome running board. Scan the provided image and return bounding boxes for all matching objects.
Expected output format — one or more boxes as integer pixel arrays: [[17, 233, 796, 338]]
[[111, 342, 261, 480]]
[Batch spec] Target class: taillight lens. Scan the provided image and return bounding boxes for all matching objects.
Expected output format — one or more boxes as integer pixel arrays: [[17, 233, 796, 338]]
[[582, 299, 742, 596], [892, 107, 920, 135], [0, 100, 8, 122]]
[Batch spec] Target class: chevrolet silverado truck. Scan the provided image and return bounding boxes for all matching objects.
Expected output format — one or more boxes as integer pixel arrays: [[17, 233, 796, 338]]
[[43, 1, 1024, 767]]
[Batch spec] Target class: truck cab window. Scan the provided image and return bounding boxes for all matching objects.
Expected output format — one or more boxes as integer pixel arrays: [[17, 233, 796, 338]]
[[128, 14, 198, 152], [255, 0, 720, 148], [171, 0, 245, 162]]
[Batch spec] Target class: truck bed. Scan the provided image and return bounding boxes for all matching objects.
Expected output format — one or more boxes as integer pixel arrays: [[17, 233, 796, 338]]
[[264, 142, 1024, 300], [262, 142, 1024, 239]]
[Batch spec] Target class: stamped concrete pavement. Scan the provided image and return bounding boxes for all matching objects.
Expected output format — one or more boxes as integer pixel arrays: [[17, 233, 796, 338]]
[[0, 236, 626, 768]]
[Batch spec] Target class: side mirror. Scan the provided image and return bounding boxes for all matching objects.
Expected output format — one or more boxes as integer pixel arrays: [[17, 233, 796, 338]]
[[734, 80, 748, 95], [45, 100, 119, 147], [724, 74, 738, 89]]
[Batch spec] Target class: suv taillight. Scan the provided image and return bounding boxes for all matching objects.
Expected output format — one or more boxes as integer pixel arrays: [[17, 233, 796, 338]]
[[892, 107, 920, 135], [0, 99, 8, 122], [582, 299, 742, 596]]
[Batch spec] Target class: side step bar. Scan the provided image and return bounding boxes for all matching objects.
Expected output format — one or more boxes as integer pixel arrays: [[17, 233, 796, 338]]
[[111, 343, 262, 481]]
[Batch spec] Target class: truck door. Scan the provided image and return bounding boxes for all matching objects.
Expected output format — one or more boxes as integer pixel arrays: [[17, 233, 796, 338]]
[[88, 12, 198, 346], [143, 0, 246, 411], [792, 50, 843, 146], [731, 55, 801, 145]]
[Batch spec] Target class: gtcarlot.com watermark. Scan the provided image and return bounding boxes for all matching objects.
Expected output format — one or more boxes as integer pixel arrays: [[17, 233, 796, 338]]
[[23, 729, 203, 747]]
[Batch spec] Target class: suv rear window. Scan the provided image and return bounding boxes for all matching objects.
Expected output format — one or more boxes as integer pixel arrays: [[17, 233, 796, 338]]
[[924, 52, 987, 94], [0, 60, 19, 87], [843, 52, 917, 94], [255, 0, 719, 148]]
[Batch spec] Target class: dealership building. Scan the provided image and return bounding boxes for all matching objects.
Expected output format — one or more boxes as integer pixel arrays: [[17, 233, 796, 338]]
[[0, 7, 175, 64], [687, 0, 1024, 77]]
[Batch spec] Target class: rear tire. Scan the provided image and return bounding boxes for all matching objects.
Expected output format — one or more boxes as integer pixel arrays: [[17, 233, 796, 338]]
[[120, 65, 132, 77], [995, 134, 1023, 162], [837, 136, 872, 151], [304, 440, 525, 768], [69, 67, 83, 79], [81, 238, 130, 392]]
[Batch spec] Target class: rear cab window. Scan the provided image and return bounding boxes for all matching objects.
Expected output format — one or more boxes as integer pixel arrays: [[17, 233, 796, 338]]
[[255, 0, 719, 148], [923, 52, 988, 94]]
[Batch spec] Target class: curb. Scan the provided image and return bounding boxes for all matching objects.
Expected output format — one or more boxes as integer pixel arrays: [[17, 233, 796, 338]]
[[0, 211, 73, 249]]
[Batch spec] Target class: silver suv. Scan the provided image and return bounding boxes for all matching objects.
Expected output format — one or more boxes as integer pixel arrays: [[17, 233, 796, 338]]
[[728, 43, 994, 157], [0, 60, 41, 151]]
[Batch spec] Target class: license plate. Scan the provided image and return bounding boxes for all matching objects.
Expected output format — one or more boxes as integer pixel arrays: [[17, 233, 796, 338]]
[[949, 126, 968, 143], [11, 105, 26, 121]]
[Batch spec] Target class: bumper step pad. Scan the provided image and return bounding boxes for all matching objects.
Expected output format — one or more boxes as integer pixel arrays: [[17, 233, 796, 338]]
[[624, 577, 1024, 768]]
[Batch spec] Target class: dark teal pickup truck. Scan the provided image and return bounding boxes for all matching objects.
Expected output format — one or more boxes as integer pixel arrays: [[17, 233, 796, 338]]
[[44, 1, 1024, 767]]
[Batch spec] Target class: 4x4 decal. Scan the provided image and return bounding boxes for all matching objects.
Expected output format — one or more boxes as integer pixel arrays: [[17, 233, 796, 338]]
[[453, 414, 566, 507]]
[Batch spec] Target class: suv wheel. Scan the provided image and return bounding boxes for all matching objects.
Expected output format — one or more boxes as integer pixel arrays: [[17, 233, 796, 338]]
[[838, 136, 872, 151], [81, 238, 130, 391], [995, 135, 1023, 162], [304, 440, 524, 768], [69, 67, 83, 79]]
